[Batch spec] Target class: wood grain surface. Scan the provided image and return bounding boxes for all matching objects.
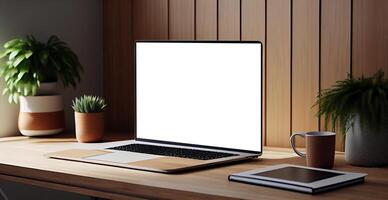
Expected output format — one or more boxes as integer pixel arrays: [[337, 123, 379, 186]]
[[132, 0, 169, 40], [266, 0, 291, 147], [169, 0, 195, 40], [103, 0, 132, 133], [195, 0, 218, 40], [320, 0, 351, 151], [0, 134, 387, 200], [353, 0, 388, 77], [292, 0, 320, 147], [218, 0, 241, 40]]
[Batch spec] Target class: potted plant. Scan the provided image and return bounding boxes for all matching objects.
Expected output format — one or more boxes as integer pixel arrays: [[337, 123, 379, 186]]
[[0, 35, 82, 136], [316, 70, 388, 166], [72, 95, 107, 143]]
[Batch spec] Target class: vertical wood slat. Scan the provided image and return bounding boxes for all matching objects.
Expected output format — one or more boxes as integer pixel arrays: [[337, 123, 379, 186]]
[[266, 0, 291, 147], [132, 0, 168, 40], [353, 0, 388, 77], [169, 0, 195, 40], [103, 0, 132, 134], [196, 0, 218, 40], [241, 0, 266, 145], [321, 0, 351, 151], [218, 0, 241, 40], [292, 0, 320, 147], [130, 0, 169, 136]]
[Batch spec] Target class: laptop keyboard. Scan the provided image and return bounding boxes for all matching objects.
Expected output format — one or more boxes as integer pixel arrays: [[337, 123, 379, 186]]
[[107, 144, 238, 160]]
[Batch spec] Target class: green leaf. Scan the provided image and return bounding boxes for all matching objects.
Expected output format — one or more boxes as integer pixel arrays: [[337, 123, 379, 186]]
[[12, 93, 19, 103], [0, 66, 6, 76], [9, 68, 18, 76], [4, 39, 21, 48], [23, 86, 29, 96], [24, 50, 33, 59], [15, 71, 27, 83], [0, 51, 8, 59], [4, 73, 11, 81], [2, 88, 8, 95], [31, 85, 37, 95], [9, 49, 21, 60], [12, 55, 25, 67], [72, 95, 107, 113], [39, 51, 49, 65], [8, 96, 12, 103]]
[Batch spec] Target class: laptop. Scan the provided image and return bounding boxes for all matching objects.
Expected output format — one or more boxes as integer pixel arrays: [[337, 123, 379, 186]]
[[47, 41, 263, 173]]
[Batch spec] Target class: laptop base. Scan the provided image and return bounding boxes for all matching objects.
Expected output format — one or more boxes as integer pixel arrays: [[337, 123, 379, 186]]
[[46, 149, 255, 173]]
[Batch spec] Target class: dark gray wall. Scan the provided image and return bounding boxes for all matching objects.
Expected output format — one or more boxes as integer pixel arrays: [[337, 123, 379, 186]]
[[0, 0, 103, 199], [0, 0, 103, 136]]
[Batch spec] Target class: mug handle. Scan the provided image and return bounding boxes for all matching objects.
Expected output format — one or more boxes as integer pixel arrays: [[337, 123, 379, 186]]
[[290, 133, 306, 158]]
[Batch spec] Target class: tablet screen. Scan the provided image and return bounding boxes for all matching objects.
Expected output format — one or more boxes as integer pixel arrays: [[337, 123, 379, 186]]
[[253, 167, 343, 183]]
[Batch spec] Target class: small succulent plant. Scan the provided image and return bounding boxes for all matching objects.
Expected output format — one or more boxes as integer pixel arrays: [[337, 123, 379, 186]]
[[72, 95, 107, 113]]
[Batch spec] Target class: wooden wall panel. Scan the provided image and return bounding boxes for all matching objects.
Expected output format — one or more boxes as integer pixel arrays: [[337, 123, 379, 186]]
[[103, 0, 388, 150], [321, 0, 351, 151], [292, 0, 320, 146], [196, 0, 217, 40], [241, 0, 266, 145], [132, 0, 168, 40], [241, 0, 265, 41], [103, 0, 132, 133], [353, 0, 388, 77], [266, 0, 291, 147], [130, 0, 168, 136], [218, 0, 240, 40], [169, 0, 195, 40]]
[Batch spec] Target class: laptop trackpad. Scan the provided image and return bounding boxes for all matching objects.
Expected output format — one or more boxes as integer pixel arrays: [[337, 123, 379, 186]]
[[85, 151, 162, 164]]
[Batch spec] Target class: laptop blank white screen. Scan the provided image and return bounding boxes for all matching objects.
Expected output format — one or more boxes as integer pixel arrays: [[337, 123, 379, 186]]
[[136, 42, 262, 152]]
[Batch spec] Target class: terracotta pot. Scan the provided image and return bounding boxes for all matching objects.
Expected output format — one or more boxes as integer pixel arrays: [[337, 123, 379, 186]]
[[19, 95, 65, 136], [75, 112, 104, 143]]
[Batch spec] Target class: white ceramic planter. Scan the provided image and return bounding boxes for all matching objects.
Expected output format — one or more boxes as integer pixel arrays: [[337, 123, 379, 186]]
[[18, 95, 65, 136], [345, 115, 388, 167]]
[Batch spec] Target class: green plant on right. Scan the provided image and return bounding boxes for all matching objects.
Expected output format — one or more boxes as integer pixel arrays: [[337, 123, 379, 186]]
[[315, 70, 388, 135], [72, 95, 107, 113]]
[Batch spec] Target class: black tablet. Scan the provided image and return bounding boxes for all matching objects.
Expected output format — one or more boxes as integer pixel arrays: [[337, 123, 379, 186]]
[[229, 164, 367, 194]]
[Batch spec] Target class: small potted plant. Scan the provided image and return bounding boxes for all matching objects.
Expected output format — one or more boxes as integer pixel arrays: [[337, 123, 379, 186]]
[[316, 70, 388, 166], [0, 35, 82, 136], [72, 95, 107, 143]]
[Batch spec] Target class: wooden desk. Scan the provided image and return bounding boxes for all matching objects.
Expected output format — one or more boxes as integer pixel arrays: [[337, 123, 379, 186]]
[[0, 134, 387, 200]]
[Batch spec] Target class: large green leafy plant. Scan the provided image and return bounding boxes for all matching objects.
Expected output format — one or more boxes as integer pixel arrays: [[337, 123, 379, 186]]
[[0, 35, 82, 103], [316, 70, 388, 135]]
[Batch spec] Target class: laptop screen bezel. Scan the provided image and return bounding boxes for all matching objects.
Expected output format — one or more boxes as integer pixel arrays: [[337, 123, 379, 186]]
[[134, 40, 263, 155]]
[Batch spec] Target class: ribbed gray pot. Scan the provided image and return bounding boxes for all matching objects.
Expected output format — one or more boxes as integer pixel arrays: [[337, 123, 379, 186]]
[[345, 115, 388, 167]]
